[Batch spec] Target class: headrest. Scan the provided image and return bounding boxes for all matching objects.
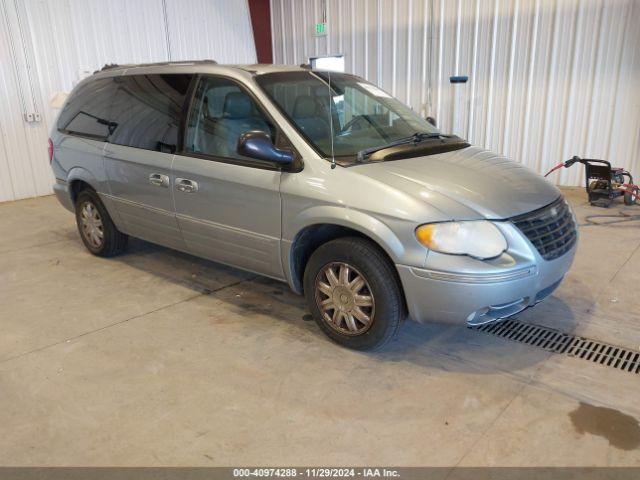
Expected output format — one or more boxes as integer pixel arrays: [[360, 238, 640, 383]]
[[223, 92, 252, 119], [292, 95, 318, 119]]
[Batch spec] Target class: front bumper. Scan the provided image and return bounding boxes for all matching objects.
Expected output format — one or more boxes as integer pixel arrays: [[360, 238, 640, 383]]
[[396, 226, 577, 325]]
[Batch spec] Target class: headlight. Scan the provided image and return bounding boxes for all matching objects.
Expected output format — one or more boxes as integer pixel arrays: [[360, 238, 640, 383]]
[[415, 221, 507, 259]]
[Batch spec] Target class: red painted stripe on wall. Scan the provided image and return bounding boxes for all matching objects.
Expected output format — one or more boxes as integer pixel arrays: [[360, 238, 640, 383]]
[[248, 0, 273, 64]]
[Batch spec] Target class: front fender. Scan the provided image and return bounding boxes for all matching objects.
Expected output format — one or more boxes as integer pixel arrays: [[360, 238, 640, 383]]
[[282, 205, 428, 293], [288, 205, 406, 261]]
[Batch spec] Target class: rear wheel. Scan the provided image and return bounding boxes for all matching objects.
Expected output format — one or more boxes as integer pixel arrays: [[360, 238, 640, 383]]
[[624, 188, 637, 206], [303, 237, 405, 350], [75, 189, 127, 256]]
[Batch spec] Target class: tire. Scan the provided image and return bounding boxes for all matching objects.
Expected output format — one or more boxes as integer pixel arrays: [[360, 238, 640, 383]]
[[75, 189, 128, 257], [624, 190, 637, 206], [303, 237, 406, 350]]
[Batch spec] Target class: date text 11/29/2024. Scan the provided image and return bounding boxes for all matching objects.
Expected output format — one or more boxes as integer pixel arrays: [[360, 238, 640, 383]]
[[232, 468, 400, 478]]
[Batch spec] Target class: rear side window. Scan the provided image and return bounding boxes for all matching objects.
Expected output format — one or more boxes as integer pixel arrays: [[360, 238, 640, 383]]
[[109, 74, 193, 153], [57, 79, 117, 140]]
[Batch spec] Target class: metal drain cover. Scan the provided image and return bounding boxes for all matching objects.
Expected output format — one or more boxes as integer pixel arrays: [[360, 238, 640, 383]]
[[471, 319, 640, 375]]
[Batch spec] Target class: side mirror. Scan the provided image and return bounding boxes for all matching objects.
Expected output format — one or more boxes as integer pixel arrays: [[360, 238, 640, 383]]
[[237, 131, 294, 167]]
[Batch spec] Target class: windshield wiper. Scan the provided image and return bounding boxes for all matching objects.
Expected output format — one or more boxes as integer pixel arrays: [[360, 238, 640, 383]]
[[356, 132, 455, 162]]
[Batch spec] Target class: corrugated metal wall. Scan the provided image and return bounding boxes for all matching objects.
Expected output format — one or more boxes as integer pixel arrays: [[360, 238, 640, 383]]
[[0, 0, 256, 203], [270, 0, 640, 186]]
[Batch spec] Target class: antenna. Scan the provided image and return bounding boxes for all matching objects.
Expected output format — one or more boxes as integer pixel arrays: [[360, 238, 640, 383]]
[[327, 71, 336, 169]]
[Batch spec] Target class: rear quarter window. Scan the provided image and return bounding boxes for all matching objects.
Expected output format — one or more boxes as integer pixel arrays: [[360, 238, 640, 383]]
[[57, 74, 193, 154], [57, 78, 117, 139]]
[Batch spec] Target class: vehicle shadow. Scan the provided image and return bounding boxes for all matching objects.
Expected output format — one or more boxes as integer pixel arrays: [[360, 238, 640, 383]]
[[374, 295, 580, 377], [110, 237, 590, 377], [112, 237, 254, 293]]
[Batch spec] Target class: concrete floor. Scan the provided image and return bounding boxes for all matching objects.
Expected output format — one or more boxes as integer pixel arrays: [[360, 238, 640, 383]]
[[1, 187, 640, 466]]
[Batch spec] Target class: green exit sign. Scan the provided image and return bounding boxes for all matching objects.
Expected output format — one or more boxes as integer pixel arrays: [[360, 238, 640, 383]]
[[314, 22, 327, 36]]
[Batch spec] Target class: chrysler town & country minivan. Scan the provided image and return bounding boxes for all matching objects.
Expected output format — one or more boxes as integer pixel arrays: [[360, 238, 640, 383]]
[[50, 61, 577, 350]]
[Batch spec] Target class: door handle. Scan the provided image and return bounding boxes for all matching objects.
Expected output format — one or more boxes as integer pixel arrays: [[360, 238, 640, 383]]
[[175, 178, 198, 193], [149, 173, 170, 187]]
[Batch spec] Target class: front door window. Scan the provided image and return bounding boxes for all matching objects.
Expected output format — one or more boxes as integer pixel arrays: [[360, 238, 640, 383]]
[[185, 77, 276, 160]]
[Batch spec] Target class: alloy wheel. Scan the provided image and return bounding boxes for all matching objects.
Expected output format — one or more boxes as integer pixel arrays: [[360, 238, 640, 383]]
[[314, 262, 375, 335], [80, 201, 104, 249]]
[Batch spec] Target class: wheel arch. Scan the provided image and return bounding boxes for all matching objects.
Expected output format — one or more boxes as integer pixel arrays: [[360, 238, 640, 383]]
[[67, 167, 99, 204], [285, 207, 406, 294]]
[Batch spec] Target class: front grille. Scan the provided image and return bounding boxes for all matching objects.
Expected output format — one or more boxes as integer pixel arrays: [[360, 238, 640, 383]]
[[511, 197, 577, 261]]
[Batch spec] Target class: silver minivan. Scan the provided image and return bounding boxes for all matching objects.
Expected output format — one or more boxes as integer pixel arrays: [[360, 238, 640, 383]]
[[50, 61, 577, 350]]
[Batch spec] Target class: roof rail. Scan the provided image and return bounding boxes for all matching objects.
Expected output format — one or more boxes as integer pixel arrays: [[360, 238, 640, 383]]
[[96, 59, 218, 74], [99, 63, 122, 71]]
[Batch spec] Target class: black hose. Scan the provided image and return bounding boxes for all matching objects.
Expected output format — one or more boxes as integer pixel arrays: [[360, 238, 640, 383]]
[[580, 210, 640, 227]]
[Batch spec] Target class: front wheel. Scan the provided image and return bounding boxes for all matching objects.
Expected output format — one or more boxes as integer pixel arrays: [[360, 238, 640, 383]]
[[303, 237, 406, 350]]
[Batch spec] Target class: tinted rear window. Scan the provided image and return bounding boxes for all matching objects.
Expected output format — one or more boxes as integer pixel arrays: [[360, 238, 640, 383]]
[[57, 79, 117, 139], [58, 74, 193, 152], [109, 74, 193, 152]]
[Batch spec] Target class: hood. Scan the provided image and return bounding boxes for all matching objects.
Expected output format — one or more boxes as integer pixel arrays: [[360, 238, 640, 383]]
[[353, 146, 561, 220]]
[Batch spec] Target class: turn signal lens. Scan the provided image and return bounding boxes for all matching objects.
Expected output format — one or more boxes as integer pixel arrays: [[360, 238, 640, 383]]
[[415, 221, 507, 259], [415, 223, 436, 246]]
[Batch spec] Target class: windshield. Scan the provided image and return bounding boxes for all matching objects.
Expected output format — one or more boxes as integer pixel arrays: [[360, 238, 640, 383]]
[[256, 71, 441, 162]]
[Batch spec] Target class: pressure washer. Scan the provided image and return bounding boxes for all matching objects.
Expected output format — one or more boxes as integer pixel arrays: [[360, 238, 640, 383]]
[[545, 156, 639, 208]]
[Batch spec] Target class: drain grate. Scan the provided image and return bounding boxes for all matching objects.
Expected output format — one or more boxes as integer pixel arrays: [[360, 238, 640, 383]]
[[472, 319, 640, 375]]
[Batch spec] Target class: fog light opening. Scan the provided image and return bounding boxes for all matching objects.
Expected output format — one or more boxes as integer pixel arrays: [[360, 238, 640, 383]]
[[466, 298, 529, 326], [466, 307, 490, 326]]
